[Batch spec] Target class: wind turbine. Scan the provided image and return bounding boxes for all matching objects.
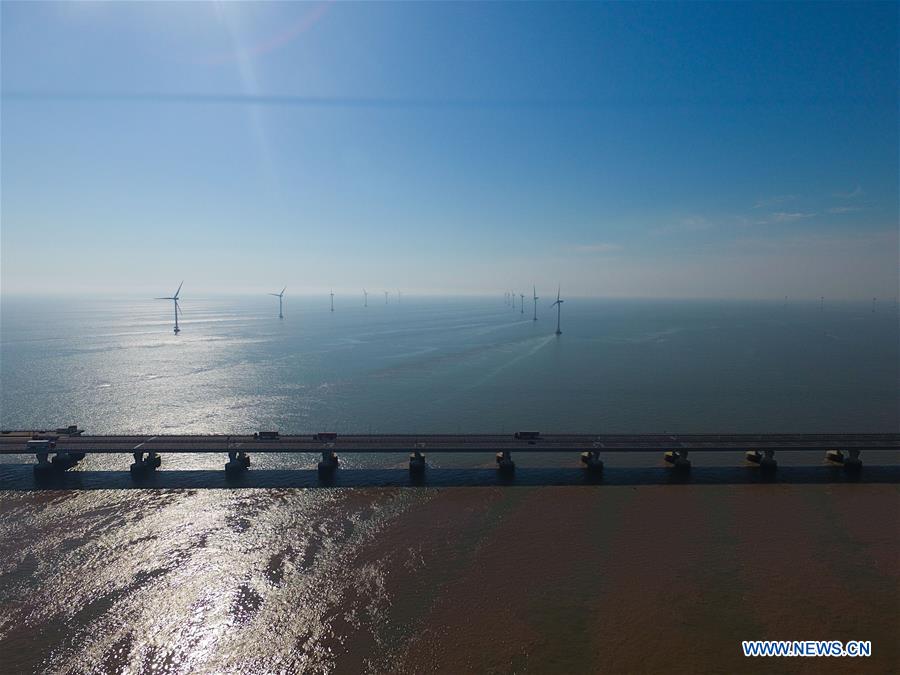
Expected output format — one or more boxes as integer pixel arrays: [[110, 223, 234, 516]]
[[268, 286, 286, 319], [330, 290, 335, 312], [363, 289, 368, 307], [397, 290, 402, 304], [155, 281, 183, 334], [384, 291, 389, 304], [551, 285, 564, 336], [520, 293, 524, 314], [532, 286, 539, 321]]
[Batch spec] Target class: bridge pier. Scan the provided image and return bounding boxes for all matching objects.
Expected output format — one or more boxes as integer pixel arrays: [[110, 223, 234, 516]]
[[826, 449, 862, 472], [409, 450, 426, 474], [580, 450, 604, 473], [226, 450, 250, 475], [318, 450, 339, 476], [664, 449, 691, 470], [746, 449, 777, 472], [496, 450, 515, 475], [130, 451, 161, 475], [33, 451, 55, 477], [34, 451, 86, 477]]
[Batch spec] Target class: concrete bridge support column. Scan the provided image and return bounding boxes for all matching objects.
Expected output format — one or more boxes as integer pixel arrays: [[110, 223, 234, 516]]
[[826, 448, 862, 472], [409, 450, 426, 474], [226, 450, 250, 474], [130, 451, 161, 475], [496, 450, 515, 475], [746, 449, 777, 472], [33, 451, 52, 477], [664, 449, 691, 470], [580, 450, 604, 473], [318, 450, 339, 476]]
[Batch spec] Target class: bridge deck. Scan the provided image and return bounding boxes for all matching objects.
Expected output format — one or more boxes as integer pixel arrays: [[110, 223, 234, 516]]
[[2, 433, 898, 454]]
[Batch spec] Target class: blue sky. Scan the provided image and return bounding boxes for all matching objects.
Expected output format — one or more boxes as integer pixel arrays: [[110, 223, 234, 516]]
[[1, 1, 897, 298]]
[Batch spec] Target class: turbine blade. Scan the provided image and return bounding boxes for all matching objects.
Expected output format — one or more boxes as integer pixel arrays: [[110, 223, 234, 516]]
[[174, 281, 184, 298]]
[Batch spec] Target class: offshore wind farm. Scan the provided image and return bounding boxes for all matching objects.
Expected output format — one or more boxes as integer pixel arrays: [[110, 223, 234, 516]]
[[4, 293, 897, 439], [154, 283, 576, 337]]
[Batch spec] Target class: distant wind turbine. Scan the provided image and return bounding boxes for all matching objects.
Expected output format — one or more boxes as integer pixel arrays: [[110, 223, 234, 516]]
[[533, 286, 539, 321], [520, 293, 524, 314], [551, 285, 564, 336], [155, 281, 184, 334], [330, 290, 335, 312], [384, 291, 389, 304], [268, 286, 286, 319], [872, 297, 877, 313], [363, 289, 368, 307], [397, 290, 402, 304]]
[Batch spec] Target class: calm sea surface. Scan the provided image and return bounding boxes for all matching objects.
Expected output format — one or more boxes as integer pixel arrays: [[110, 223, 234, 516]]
[[3, 295, 897, 436], [1, 296, 898, 673]]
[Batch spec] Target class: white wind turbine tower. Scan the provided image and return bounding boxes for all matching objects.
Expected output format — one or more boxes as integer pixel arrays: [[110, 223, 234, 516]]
[[330, 290, 335, 312], [519, 293, 525, 314], [532, 285, 539, 321], [269, 286, 286, 319], [363, 289, 368, 307], [155, 281, 183, 334], [551, 285, 564, 335]]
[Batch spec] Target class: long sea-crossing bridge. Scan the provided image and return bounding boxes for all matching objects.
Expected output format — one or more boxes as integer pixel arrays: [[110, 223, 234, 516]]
[[2, 429, 898, 477]]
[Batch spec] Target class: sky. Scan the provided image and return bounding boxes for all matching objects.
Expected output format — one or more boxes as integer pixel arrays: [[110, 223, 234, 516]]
[[1, 1, 897, 299]]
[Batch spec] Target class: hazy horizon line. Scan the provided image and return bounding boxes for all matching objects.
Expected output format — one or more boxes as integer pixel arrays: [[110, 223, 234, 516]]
[[1, 292, 894, 303]]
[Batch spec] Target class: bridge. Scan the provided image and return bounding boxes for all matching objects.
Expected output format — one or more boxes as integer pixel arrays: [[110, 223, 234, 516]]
[[2, 430, 898, 477]]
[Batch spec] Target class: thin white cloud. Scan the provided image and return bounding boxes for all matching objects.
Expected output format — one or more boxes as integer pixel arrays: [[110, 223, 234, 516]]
[[755, 211, 816, 225], [827, 205, 864, 214], [834, 185, 863, 199]]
